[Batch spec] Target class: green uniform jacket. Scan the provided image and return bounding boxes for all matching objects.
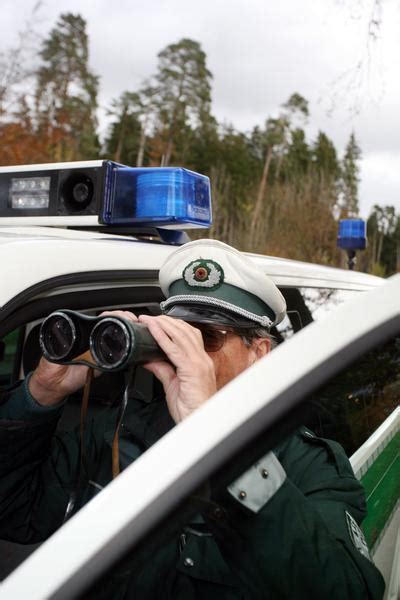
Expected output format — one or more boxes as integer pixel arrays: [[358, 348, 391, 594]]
[[0, 380, 385, 599]]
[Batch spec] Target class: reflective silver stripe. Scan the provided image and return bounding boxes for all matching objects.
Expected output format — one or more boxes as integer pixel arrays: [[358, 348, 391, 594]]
[[161, 295, 272, 327], [227, 452, 286, 513]]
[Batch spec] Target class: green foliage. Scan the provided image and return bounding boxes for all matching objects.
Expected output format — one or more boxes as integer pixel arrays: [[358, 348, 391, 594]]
[[103, 92, 143, 165], [150, 38, 213, 165], [340, 132, 361, 217], [156, 38, 212, 123], [34, 13, 100, 159], [367, 205, 399, 275], [283, 93, 309, 118], [184, 115, 219, 174], [313, 132, 340, 182], [283, 129, 311, 182], [104, 38, 215, 169]]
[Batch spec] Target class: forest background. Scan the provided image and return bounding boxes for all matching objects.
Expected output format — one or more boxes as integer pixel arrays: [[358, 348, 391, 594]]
[[0, 11, 398, 276]]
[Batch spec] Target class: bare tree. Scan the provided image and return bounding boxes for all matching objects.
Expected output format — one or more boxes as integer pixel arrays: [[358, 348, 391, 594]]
[[325, 0, 385, 116], [0, 2, 42, 121]]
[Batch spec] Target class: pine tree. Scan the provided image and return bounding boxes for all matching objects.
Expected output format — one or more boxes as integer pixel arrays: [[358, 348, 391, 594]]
[[248, 93, 309, 247], [367, 205, 398, 275], [34, 13, 99, 160], [0, 3, 41, 122], [104, 92, 142, 165], [150, 38, 213, 165], [312, 131, 341, 210], [340, 132, 361, 217]]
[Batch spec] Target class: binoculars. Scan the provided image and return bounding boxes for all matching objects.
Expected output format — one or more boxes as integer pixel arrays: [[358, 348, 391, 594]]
[[39, 310, 166, 372]]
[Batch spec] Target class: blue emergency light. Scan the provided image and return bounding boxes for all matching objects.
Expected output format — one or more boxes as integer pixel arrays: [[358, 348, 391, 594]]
[[102, 164, 211, 227], [337, 218, 367, 270], [337, 219, 367, 251], [0, 160, 212, 230]]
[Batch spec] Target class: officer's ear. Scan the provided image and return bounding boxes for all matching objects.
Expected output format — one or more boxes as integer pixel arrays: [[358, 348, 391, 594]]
[[253, 337, 271, 360]]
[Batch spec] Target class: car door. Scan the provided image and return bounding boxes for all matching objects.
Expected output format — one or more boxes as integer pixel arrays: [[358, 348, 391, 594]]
[[0, 274, 398, 600]]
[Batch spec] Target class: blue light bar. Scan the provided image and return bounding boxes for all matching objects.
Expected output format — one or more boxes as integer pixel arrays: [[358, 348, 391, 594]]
[[101, 165, 212, 228], [337, 219, 367, 251]]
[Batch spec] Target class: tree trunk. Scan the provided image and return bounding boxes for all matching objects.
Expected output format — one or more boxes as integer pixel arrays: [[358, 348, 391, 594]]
[[113, 106, 128, 163], [249, 146, 273, 246], [136, 121, 146, 167], [164, 136, 173, 166], [376, 232, 384, 265]]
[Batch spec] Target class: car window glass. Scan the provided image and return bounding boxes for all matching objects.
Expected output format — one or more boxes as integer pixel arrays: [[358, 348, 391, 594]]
[[276, 311, 301, 340], [300, 288, 360, 322], [0, 329, 23, 387], [302, 335, 400, 456], [278, 287, 360, 341]]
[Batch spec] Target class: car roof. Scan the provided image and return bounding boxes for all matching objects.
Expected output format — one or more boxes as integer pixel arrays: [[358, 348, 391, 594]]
[[0, 226, 383, 309], [0, 226, 173, 309], [248, 251, 382, 290]]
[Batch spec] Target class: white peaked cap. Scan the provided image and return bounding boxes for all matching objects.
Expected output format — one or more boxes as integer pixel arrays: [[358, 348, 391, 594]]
[[159, 239, 287, 328]]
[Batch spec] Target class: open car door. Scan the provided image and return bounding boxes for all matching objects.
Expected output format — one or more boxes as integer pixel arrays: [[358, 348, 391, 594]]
[[0, 275, 399, 599]]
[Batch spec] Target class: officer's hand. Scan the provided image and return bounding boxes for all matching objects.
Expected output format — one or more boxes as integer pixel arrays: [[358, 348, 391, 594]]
[[28, 358, 91, 406], [29, 310, 139, 407], [138, 315, 217, 423]]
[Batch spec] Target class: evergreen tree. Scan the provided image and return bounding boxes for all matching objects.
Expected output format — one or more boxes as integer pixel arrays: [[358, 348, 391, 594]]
[[367, 205, 399, 275], [104, 92, 142, 165], [150, 38, 213, 165], [312, 131, 341, 210], [185, 112, 219, 175], [340, 132, 361, 217], [249, 93, 309, 247], [313, 132, 340, 184], [34, 13, 99, 160], [0, 3, 41, 122], [283, 128, 311, 183], [208, 126, 259, 247]]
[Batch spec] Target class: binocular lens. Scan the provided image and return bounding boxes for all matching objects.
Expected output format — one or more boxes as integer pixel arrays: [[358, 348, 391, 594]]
[[39, 310, 163, 371], [40, 313, 76, 360], [91, 319, 130, 369]]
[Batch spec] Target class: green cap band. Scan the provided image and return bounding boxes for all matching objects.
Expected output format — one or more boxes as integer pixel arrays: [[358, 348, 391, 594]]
[[168, 280, 276, 322]]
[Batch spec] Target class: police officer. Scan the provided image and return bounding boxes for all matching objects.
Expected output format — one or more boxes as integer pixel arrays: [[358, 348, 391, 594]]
[[0, 239, 384, 599]]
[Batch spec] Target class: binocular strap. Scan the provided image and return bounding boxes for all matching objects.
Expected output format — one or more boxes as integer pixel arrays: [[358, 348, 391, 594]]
[[63, 368, 94, 523], [63, 367, 135, 523], [112, 368, 135, 478]]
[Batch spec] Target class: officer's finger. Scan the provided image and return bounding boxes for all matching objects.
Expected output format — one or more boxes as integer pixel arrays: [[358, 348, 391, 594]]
[[143, 360, 175, 390], [139, 316, 201, 367], [140, 315, 203, 353], [99, 310, 138, 322], [138, 316, 180, 360]]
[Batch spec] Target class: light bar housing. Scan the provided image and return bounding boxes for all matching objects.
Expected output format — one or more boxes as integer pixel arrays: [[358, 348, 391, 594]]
[[0, 161, 212, 229]]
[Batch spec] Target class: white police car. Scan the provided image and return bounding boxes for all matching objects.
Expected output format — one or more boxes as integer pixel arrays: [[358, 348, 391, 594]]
[[0, 162, 398, 598]]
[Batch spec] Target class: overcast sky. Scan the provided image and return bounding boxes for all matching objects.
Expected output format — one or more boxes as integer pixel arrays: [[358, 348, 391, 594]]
[[3, 0, 400, 217]]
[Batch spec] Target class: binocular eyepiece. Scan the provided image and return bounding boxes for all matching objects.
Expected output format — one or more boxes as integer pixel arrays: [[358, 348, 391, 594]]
[[39, 310, 166, 371]]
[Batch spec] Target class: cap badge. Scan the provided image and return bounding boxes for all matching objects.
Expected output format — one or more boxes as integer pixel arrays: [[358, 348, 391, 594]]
[[183, 259, 224, 290]]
